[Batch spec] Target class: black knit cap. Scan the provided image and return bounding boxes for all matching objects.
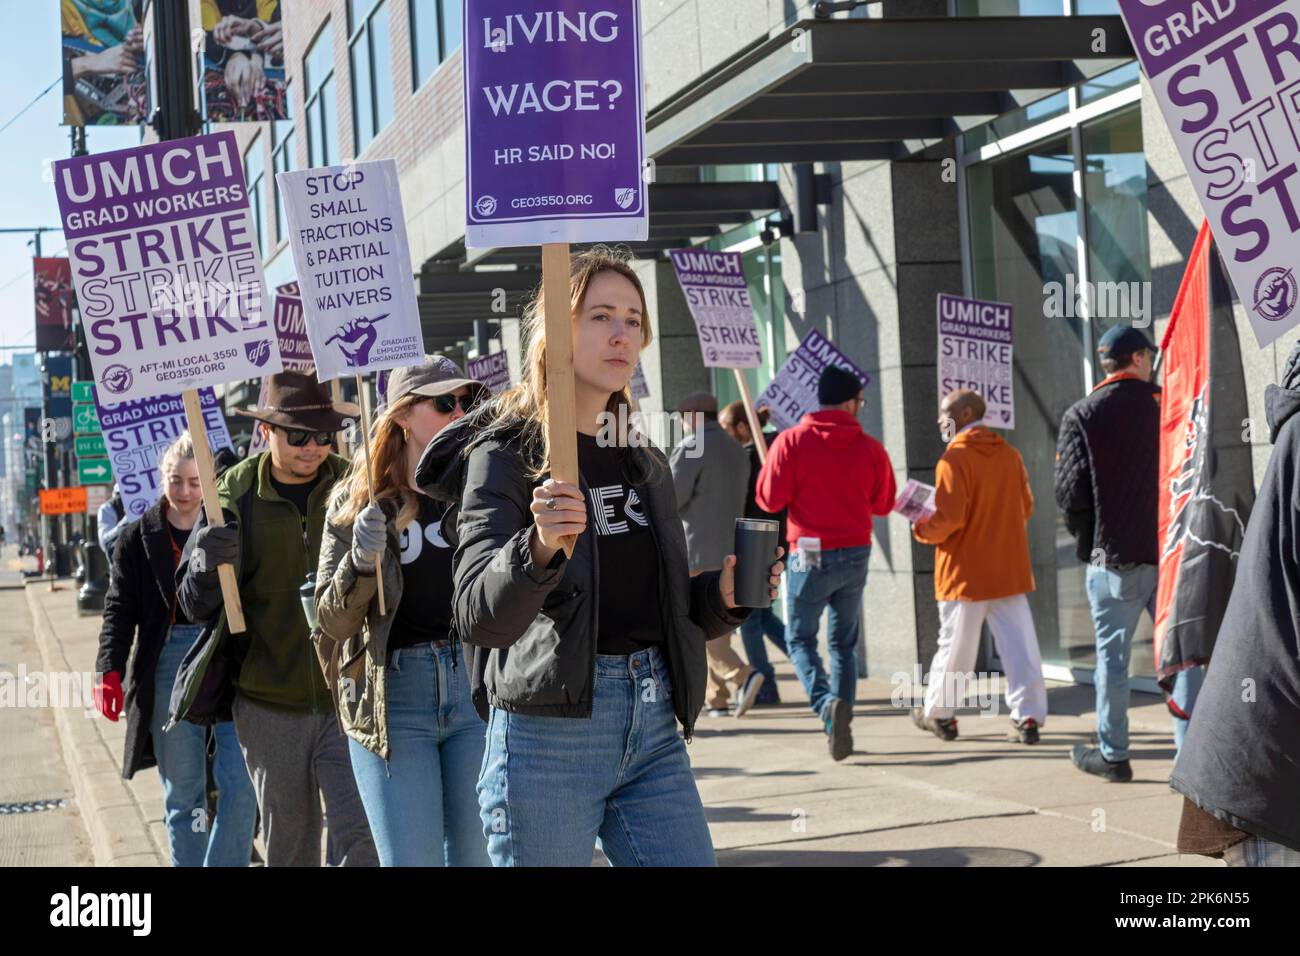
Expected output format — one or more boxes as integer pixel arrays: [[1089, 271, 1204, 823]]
[[818, 364, 863, 406]]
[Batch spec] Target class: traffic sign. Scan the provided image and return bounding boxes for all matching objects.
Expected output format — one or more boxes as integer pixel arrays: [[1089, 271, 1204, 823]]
[[85, 484, 111, 512], [72, 381, 96, 404], [75, 435, 106, 457], [73, 403, 100, 436], [78, 459, 113, 485], [40, 487, 88, 515]]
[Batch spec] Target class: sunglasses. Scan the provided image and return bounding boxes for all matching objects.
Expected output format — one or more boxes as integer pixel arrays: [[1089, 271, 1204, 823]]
[[273, 426, 334, 447], [430, 393, 477, 414]]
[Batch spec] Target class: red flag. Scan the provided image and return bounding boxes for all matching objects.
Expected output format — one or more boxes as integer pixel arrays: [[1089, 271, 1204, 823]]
[[1154, 220, 1253, 702]]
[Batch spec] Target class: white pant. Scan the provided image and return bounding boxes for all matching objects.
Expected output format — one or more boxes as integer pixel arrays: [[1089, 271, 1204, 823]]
[[923, 593, 1047, 723]]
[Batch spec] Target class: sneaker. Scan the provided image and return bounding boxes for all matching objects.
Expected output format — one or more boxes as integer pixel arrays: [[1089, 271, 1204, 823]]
[[1070, 744, 1133, 782], [753, 681, 781, 707], [734, 671, 765, 718], [705, 707, 731, 718], [825, 697, 853, 761], [910, 707, 958, 741], [1009, 717, 1040, 744]]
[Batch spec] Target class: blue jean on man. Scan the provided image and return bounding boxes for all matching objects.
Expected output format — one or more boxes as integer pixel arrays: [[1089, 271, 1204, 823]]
[[738, 606, 787, 682], [784, 544, 870, 721], [1085, 562, 1158, 762], [477, 645, 715, 867], [150, 623, 258, 867], [348, 642, 489, 867]]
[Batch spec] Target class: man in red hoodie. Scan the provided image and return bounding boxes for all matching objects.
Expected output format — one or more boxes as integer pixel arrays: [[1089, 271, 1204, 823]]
[[756, 365, 896, 760]]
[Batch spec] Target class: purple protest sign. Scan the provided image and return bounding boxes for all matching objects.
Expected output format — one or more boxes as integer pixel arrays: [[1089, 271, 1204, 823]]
[[52, 131, 282, 402], [463, 0, 647, 248], [1116, 0, 1300, 346], [468, 351, 513, 395], [630, 360, 649, 400], [668, 249, 762, 368], [756, 329, 870, 430], [937, 293, 1014, 429], [95, 386, 234, 519], [273, 287, 314, 370]]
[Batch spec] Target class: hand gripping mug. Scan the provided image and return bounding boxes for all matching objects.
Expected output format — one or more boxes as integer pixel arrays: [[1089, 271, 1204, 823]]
[[734, 518, 780, 608]]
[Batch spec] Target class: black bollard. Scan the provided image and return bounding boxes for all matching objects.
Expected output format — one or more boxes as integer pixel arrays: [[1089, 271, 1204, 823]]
[[77, 540, 109, 614]]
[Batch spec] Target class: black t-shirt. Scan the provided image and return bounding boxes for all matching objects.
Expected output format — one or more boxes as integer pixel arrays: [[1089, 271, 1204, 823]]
[[577, 433, 661, 655], [271, 473, 321, 534], [166, 520, 193, 625], [389, 495, 455, 654]]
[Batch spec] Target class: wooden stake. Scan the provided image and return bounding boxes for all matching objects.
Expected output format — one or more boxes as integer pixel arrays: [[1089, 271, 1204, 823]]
[[732, 368, 768, 463], [330, 379, 347, 452], [542, 242, 578, 558], [355, 373, 387, 615], [182, 389, 246, 633]]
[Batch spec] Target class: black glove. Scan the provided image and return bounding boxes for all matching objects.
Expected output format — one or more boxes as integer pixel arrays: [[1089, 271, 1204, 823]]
[[193, 525, 238, 573]]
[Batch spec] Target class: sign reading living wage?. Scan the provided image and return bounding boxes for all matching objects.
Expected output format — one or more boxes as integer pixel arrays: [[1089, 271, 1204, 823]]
[[669, 249, 762, 369], [1116, 0, 1300, 347], [757, 329, 871, 430], [278, 159, 425, 380], [52, 131, 283, 403], [463, 0, 648, 248], [936, 293, 1014, 429]]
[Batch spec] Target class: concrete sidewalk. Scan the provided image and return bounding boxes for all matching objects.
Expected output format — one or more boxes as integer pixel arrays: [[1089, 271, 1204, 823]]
[[30, 576, 1216, 867]]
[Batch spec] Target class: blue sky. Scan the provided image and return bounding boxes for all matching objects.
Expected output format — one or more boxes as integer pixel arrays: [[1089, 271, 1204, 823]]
[[0, 3, 141, 364]]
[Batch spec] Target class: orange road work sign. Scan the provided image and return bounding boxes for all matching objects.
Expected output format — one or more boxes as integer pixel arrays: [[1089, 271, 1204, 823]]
[[39, 487, 88, 515]]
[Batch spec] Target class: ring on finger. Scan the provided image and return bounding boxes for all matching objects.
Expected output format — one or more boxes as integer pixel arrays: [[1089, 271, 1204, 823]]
[[545, 496, 557, 510]]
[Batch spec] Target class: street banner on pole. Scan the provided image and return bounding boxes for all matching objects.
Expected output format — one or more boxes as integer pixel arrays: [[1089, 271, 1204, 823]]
[[668, 249, 762, 369], [468, 351, 513, 395], [463, 0, 648, 248], [278, 159, 425, 380], [61, 0, 148, 126], [33, 258, 76, 353], [95, 386, 234, 520], [200, 1, 289, 122], [52, 130, 283, 403], [936, 293, 1015, 428], [1116, 0, 1300, 346], [757, 329, 870, 430]]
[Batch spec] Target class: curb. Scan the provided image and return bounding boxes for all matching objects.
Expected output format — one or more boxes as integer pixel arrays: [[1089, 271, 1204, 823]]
[[25, 581, 165, 866]]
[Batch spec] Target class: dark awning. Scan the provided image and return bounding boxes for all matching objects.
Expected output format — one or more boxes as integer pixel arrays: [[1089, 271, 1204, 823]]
[[646, 15, 1136, 166]]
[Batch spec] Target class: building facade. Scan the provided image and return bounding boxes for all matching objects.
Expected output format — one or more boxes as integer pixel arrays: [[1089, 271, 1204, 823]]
[[222, 0, 1270, 691]]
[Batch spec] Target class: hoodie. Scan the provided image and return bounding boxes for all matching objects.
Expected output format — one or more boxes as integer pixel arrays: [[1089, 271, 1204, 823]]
[[913, 425, 1034, 602], [755, 409, 895, 550], [1172, 342, 1300, 853]]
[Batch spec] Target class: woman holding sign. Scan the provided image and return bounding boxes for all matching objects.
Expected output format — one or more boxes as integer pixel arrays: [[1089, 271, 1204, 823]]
[[315, 356, 490, 867], [418, 248, 784, 866]]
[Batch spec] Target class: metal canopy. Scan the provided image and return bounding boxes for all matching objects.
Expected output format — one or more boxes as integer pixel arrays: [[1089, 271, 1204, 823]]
[[646, 15, 1136, 166]]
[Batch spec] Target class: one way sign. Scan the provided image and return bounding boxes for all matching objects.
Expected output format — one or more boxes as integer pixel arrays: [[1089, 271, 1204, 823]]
[[78, 459, 113, 485]]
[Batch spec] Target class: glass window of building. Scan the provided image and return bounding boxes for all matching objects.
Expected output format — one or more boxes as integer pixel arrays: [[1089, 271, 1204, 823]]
[[305, 22, 338, 168], [244, 134, 267, 262], [411, 0, 464, 90], [349, 0, 393, 153], [271, 88, 295, 247]]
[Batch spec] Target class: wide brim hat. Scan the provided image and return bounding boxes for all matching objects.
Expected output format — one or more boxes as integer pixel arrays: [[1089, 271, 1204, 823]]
[[235, 370, 361, 432]]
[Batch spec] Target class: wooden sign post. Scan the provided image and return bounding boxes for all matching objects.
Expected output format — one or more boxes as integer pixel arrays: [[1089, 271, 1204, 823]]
[[542, 242, 578, 558], [355, 373, 387, 613], [732, 369, 768, 464], [182, 389, 245, 634]]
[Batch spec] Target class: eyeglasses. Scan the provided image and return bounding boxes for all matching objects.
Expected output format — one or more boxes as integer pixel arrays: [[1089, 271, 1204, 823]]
[[431, 393, 477, 414], [274, 426, 334, 447]]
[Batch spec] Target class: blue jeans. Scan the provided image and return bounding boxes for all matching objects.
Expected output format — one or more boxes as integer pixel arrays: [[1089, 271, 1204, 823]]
[[1085, 563, 1158, 762], [1170, 665, 1204, 756], [477, 646, 715, 867], [785, 545, 870, 720], [739, 605, 787, 682], [150, 623, 257, 867], [349, 643, 489, 867]]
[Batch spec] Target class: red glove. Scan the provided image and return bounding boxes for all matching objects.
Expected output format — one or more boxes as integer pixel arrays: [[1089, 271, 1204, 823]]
[[94, 672, 123, 722]]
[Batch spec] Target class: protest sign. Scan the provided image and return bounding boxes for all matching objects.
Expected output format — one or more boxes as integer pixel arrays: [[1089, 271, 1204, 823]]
[[468, 351, 513, 395], [936, 293, 1014, 429], [247, 283, 315, 456], [463, 0, 647, 248], [630, 361, 649, 400], [95, 386, 234, 520], [278, 159, 424, 380], [1116, 0, 1300, 346], [757, 330, 870, 430], [52, 130, 282, 403], [668, 249, 762, 368]]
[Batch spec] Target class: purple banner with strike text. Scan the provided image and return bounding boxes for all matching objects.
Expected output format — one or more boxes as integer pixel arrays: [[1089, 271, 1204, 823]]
[[936, 293, 1015, 429]]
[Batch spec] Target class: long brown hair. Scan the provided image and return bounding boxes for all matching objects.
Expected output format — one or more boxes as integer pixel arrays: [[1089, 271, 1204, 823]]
[[330, 392, 425, 530], [479, 245, 652, 478]]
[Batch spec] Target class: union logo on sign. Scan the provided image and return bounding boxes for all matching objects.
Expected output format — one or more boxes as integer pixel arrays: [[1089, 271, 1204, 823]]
[[245, 339, 271, 367], [614, 188, 636, 209], [475, 196, 498, 217], [1253, 267, 1297, 322], [99, 364, 132, 395]]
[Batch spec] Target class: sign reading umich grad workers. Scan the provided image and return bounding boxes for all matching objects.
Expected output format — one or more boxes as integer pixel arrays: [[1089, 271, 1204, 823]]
[[937, 293, 1014, 428], [463, 0, 647, 248], [669, 249, 762, 368], [757, 330, 870, 430], [1117, 0, 1300, 346], [53, 131, 282, 402]]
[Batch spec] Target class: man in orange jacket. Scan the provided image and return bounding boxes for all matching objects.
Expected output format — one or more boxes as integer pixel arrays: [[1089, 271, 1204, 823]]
[[910, 389, 1047, 744]]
